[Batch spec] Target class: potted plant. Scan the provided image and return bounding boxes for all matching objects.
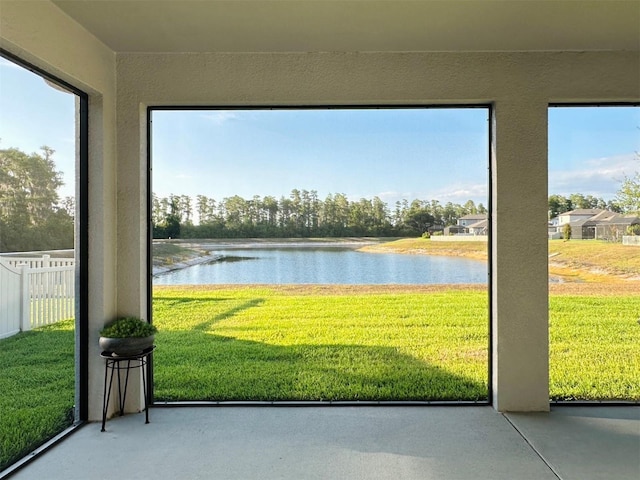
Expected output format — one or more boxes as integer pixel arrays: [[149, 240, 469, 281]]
[[99, 316, 157, 356]]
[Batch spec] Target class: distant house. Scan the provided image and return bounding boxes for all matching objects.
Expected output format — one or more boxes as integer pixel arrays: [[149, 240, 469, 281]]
[[556, 209, 604, 226], [590, 211, 640, 241], [444, 214, 488, 236], [458, 214, 488, 227], [428, 224, 445, 235], [551, 209, 640, 241], [444, 225, 467, 235], [466, 219, 488, 235]]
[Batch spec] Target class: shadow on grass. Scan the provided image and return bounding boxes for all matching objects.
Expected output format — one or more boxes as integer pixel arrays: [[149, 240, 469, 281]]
[[0, 321, 75, 471], [154, 329, 487, 402], [152, 296, 264, 332], [194, 298, 265, 331], [153, 292, 487, 402]]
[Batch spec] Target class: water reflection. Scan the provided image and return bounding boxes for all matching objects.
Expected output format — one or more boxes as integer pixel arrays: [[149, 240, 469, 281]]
[[154, 246, 487, 285]]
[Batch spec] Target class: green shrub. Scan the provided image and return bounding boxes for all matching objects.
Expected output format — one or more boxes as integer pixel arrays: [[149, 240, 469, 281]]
[[626, 224, 640, 236], [421, 231, 431, 239], [562, 223, 572, 241], [100, 317, 157, 338]]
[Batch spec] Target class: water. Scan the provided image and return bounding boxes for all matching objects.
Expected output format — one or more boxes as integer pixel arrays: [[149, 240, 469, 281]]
[[153, 245, 487, 285]]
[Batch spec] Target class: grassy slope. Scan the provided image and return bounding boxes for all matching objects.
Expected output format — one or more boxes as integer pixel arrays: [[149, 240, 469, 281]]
[[361, 237, 488, 260], [548, 239, 640, 279], [152, 242, 207, 269], [361, 237, 640, 282]]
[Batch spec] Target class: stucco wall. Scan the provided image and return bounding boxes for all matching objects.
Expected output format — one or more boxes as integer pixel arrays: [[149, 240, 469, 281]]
[[116, 50, 638, 412], [1, 0, 118, 420]]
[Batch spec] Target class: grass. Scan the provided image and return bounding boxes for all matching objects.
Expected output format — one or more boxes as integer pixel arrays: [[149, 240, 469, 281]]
[[152, 285, 640, 403], [360, 237, 488, 260], [550, 295, 640, 401], [0, 319, 75, 471], [548, 239, 640, 278], [2, 281, 639, 470], [152, 285, 489, 402]]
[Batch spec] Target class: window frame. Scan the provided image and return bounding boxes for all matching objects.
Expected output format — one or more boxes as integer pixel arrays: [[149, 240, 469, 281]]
[[0, 48, 90, 474], [147, 104, 494, 406]]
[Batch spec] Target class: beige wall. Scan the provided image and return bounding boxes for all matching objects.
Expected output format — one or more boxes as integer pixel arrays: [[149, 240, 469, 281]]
[[1, 0, 118, 419], [117, 50, 638, 412], [2, 0, 640, 417]]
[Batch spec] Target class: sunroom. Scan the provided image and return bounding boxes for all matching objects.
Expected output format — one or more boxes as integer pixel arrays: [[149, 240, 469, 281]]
[[1, 1, 638, 479]]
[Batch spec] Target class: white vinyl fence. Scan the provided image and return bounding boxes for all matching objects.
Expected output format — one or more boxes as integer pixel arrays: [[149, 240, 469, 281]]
[[623, 235, 640, 246], [0, 255, 75, 339]]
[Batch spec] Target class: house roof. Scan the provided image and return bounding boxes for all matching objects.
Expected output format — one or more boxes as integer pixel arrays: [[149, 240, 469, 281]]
[[466, 220, 488, 229], [560, 209, 606, 217], [568, 210, 640, 227], [591, 214, 640, 226], [459, 214, 488, 221]]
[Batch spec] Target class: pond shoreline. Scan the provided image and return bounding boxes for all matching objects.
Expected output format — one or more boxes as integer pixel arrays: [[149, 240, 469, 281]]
[[153, 253, 223, 276], [153, 237, 640, 286], [153, 238, 487, 284], [152, 238, 386, 276]]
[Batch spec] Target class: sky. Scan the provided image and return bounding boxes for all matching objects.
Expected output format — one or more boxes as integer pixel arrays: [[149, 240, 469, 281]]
[[1, 56, 639, 209]]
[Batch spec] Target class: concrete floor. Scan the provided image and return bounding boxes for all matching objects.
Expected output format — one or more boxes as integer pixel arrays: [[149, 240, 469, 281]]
[[7, 406, 639, 480]]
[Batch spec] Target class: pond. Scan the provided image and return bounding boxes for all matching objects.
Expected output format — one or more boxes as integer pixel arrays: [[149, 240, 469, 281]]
[[153, 243, 487, 285]]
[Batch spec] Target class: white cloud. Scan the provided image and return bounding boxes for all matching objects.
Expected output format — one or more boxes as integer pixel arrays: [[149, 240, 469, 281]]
[[358, 154, 638, 206], [550, 153, 639, 198], [365, 184, 488, 207], [434, 183, 488, 204]]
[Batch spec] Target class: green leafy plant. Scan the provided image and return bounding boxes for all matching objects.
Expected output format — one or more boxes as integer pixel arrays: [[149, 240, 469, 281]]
[[626, 224, 640, 236], [100, 317, 157, 338]]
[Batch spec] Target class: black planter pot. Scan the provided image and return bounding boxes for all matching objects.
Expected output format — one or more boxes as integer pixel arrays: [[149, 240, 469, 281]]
[[99, 335, 155, 356]]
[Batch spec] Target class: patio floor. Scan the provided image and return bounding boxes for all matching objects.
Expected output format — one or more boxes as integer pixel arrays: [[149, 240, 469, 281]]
[[7, 406, 639, 480]]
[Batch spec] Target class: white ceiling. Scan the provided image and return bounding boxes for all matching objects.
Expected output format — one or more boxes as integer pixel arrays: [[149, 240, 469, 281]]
[[52, 0, 640, 54]]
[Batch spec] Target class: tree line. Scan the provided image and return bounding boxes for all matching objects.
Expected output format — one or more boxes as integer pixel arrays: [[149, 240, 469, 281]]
[[2, 145, 638, 250], [151, 191, 488, 239], [153, 182, 640, 240]]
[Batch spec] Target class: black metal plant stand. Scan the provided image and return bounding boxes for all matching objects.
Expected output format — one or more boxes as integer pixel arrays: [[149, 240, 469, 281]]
[[100, 346, 155, 432]]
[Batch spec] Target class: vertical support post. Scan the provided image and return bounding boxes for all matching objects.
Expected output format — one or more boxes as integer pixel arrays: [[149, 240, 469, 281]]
[[113, 102, 149, 415], [492, 99, 550, 412], [20, 266, 31, 332]]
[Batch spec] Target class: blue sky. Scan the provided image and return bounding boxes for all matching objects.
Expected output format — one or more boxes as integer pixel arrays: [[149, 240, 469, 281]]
[[151, 108, 489, 207], [1, 56, 639, 207]]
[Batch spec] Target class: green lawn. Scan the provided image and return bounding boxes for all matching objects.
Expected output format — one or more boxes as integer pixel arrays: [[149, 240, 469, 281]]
[[0, 319, 75, 471], [549, 295, 640, 401], [2, 286, 639, 471], [153, 286, 490, 402], [152, 285, 640, 402]]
